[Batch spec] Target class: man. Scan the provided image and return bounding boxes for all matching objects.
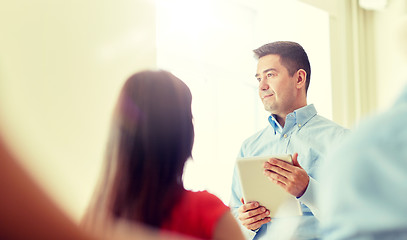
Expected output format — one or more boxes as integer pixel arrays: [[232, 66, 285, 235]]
[[229, 41, 349, 240]]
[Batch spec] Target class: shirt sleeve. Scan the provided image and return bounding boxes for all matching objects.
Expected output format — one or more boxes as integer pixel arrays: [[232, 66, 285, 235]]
[[297, 176, 320, 220]]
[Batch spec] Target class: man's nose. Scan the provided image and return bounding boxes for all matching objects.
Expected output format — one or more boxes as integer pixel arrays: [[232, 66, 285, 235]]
[[259, 77, 269, 91]]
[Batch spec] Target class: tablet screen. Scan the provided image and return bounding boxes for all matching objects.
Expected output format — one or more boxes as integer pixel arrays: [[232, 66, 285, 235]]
[[236, 154, 302, 218]]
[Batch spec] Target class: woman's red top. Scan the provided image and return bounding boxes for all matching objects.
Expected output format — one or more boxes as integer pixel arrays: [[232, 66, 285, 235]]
[[161, 190, 230, 239]]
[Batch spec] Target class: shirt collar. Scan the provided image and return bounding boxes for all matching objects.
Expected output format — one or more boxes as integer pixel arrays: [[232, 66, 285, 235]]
[[294, 104, 318, 127], [268, 115, 282, 134], [268, 104, 318, 134]]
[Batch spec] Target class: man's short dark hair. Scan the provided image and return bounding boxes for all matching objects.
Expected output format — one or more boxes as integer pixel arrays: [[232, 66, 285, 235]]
[[253, 41, 311, 93]]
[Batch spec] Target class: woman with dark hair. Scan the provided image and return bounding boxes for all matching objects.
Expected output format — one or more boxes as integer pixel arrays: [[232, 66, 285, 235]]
[[82, 70, 244, 240]]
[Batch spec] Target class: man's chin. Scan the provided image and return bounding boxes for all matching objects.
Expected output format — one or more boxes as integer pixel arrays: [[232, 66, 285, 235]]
[[263, 106, 275, 114]]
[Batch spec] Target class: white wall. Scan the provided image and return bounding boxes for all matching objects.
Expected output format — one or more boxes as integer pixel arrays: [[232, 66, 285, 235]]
[[156, 0, 260, 204], [0, 0, 157, 221]]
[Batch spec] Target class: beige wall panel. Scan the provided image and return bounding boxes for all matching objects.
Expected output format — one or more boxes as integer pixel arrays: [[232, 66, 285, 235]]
[[0, 0, 156, 221]]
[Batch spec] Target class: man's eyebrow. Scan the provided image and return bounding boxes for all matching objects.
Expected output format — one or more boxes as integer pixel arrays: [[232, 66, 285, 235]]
[[254, 68, 277, 78]]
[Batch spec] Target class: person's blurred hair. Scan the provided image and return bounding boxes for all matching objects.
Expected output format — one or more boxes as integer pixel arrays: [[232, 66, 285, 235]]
[[84, 70, 194, 229], [253, 41, 311, 93]]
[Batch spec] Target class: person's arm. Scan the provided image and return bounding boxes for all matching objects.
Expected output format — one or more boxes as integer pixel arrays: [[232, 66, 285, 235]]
[[0, 137, 95, 240], [297, 177, 320, 219], [0, 136, 195, 240], [213, 211, 245, 240]]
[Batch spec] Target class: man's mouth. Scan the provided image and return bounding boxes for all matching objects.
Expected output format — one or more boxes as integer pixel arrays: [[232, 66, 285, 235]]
[[262, 94, 273, 99]]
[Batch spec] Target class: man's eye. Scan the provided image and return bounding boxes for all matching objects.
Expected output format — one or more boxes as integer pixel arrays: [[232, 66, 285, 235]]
[[267, 73, 274, 78], [256, 77, 261, 82]]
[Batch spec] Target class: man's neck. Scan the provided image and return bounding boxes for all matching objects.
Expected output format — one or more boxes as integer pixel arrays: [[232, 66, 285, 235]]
[[274, 103, 307, 128], [274, 114, 287, 128]]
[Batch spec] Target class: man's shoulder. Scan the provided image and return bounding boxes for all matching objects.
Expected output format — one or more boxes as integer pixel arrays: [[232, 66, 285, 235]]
[[308, 114, 349, 132], [299, 115, 351, 146]]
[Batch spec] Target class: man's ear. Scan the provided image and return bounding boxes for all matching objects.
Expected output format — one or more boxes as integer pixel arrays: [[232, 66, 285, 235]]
[[296, 69, 307, 89]]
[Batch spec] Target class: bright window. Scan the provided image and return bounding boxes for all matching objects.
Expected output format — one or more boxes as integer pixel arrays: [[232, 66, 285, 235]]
[[156, 0, 331, 204]]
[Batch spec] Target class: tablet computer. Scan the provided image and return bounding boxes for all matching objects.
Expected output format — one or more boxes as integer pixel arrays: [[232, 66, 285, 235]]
[[236, 154, 302, 218]]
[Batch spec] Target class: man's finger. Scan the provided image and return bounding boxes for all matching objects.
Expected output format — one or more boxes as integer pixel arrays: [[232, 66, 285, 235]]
[[238, 201, 259, 213], [264, 169, 288, 184], [264, 162, 290, 177], [245, 217, 271, 230], [292, 152, 303, 169], [267, 158, 294, 171]]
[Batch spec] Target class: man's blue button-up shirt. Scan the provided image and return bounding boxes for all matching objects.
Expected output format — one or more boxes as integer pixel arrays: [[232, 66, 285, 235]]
[[230, 104, 349, 240]]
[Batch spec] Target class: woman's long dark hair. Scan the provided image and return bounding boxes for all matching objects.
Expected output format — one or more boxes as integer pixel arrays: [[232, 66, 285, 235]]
[[85, 70, 194, 229]]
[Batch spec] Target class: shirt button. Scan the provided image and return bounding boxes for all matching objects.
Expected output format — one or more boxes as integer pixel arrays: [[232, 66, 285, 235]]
[[283, 134, 288, 138], [298, 124, 302, 127]]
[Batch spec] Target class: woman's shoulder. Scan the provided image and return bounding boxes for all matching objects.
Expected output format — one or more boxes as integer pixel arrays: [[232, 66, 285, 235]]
[[162, 189, 229, 238], [182, 190, 228, 208]]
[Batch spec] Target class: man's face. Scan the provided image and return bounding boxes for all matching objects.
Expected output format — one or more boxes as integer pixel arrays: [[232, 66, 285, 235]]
[[255, 54, 298, 116]]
